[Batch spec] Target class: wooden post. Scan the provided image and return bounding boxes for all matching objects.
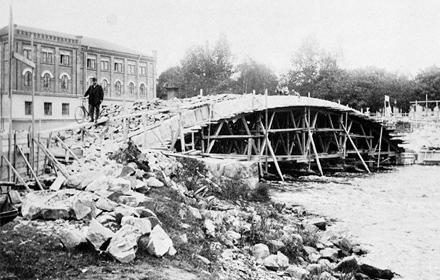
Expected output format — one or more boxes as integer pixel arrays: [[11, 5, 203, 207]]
[[0, 134, 3, 180], [31, 33, 35, 173], [36, 133, 40, 175], [178, 106, 185, 152], [377, 126, 383, 168], [260, 120, 284, 181], [265, 89, 268, 173], [43, 132, 52, 171], [247, 138, 253, 160], [7, 6, 14, 182], [13, 132, 17, 182], [17, 145, 43, 190], [123, 117, 128, 142], [305, 117, 323, 176], [341, 122, 371, 173], [2, 155, 32, 192], [142, 114, 148, 148]]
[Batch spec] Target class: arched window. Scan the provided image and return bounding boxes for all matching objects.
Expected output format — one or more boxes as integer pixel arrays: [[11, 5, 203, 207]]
[[43, 73, 51, 89], [140, 84, 146, 98], [128, 82, 134, 96], [115, 81, 122, 96], [24, 71, 32, 87], [61, 74, 69, 90], [102, 79, 109, 94]]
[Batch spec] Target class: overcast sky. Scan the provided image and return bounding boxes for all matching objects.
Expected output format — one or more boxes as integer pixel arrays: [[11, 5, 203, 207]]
[[1, 0, 440, 76]]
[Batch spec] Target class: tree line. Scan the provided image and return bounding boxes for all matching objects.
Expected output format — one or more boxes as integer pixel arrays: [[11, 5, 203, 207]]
[[157, 35, 440, 113]]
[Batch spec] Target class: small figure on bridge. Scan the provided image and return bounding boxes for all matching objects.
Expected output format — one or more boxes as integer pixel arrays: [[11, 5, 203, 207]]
[[84, 77, 104, 123]]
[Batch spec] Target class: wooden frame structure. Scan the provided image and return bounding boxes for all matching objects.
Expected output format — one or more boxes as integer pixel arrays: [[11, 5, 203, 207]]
[[195, 106, 403, 178]]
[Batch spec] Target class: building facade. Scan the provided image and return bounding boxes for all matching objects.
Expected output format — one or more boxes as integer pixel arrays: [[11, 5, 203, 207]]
[[0, 25, 157, 131]]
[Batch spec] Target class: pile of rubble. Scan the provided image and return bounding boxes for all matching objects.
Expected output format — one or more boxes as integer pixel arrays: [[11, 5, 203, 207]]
[[10, 133, 397, 279]]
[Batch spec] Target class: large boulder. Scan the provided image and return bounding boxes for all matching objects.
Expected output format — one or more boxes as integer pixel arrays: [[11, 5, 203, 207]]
[[72, 192, 97, 220], [85, 175, 110, 192], [320, 247, 339, 262], [335, 256, 358, 272], [251, 243, 270, 260], [107, 225, 142, 263], [121, 216, 152, 235], [21, 191, 48, 220], [146, 224, 173, 257], [41, 205, 71, 220], [95, 197, 117, 212], [86, 219, 115, 250], [59, 228, 87, 249], [65, 171, 104, 190], [285, 265, 309, 279], [108, 177, 132, 194], [263, 251, 289, 271], [145, 177, 164, 188]]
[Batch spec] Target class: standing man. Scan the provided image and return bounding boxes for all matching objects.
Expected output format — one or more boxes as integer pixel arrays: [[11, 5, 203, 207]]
[[84, 77, 104, 123]]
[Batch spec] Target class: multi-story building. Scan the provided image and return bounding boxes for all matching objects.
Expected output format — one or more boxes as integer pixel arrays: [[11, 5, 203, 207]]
[[0, 24, 157, 131]]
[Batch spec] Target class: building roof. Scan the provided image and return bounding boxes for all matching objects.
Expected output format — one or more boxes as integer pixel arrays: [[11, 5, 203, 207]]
[[0, 25, 153, 58]]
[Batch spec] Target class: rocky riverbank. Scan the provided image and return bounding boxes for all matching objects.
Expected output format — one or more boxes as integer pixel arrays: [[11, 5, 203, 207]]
[[0, 138, 399, 280]]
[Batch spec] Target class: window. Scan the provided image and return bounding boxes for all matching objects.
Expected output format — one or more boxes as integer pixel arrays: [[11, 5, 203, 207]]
[[42, 51, 53, 63], [101, 60, 109, 71], [128, 82, 134, 96], [140, 84, 145, 97], [61, 75, 69, 90], [87, 58, 96, 69], [140, 66, 146, 75], [44, 102, 52, 115], [25, 101, 32, 115], [114, 62, 123, 72], [115, 81, 122, 96], [62, 103, 69, 115], [102, 79, 109, 93], [24, 71, 32, 87], [23, 49, 31, 59], [60, 54, 70, 65], [128, 64, 135, 74], [43, 73, 51, 88]]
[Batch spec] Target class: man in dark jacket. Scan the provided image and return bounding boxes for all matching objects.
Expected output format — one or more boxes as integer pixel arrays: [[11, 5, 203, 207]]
[[84, 77, 104, 123]]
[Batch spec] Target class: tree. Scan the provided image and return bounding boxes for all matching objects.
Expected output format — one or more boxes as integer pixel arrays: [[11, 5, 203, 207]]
[[231, 57, 278, 94], [285, 37, 343, 99], [180, 34, 235, 97], [157, 66, 184, 99], [414, 66, 440, 108]]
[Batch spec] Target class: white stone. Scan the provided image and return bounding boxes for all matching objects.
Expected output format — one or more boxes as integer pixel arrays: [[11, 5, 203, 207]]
[[263, 254, 280, 270], [203, 219, 216, 237], [107, 225, 142, 263], [121, 216, 152, 235], [86, 219, 115, 250], [277, 251, 289, 268], [59, 228, 86, 249], [188, 206, 202, 219], [145, 177, 164, 188], [72, 192, 97, 220], [285, 265, 308, 279], [251, 243, 270, 260], [95, 197, 117, 212], [108, 177, 132, 194], [85, 175, 110, 192], [147, 225, 173, 257]]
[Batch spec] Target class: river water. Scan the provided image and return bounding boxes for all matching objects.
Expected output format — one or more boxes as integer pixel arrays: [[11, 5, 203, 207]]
[[270, 165, 440, 280]]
